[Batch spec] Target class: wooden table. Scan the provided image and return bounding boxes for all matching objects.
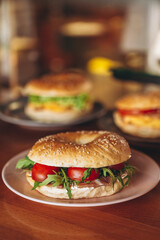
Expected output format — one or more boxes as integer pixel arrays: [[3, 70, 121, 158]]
[[0, 119, 160, 240]]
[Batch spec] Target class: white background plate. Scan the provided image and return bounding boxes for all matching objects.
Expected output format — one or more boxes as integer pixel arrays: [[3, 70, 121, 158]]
[[2, 149, 160, 207]]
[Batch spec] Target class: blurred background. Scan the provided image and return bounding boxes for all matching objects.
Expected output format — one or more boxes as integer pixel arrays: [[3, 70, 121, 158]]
[[0, 0, 160, 108]]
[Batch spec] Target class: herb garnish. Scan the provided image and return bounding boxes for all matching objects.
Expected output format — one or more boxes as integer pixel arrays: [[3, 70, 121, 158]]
[[16, 156, 135, 199], [32, 168, 72, 199], [32, 181, 40, 190], [82, 168, 93, 181], [61, 168, 72, 199], [119, 163, 135, 187], [16, 156, 34, 170], [102, 168, 116, 182], [100, 162, 135, 189]]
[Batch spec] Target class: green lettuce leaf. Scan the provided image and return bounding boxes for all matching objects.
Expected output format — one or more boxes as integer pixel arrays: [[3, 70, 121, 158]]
[[16, 156, 34, 170], [28, 93, 89, 109]]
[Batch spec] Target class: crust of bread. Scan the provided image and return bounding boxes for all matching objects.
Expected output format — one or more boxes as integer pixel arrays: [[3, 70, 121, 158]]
[[28, 131, 131, 167], [24, 72, 92, 97], [25, 102, 93, 123], [113, 111, 160, 138], [26, 172, 124, 199], [115, 92, 160, 110]]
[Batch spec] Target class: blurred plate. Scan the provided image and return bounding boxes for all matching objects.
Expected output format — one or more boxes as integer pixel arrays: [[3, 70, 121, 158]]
[[0, 97, 106, 129], [2, 149, 160, 207], [98, 111, 160, 149]]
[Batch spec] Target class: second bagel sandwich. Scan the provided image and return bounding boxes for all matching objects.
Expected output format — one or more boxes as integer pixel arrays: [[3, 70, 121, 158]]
[[16, 131, 135, 199], [24, 71, 93, 123], [113, 91, 160, 138]]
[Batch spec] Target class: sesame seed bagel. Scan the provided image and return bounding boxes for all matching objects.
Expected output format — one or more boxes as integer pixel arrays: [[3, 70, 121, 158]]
[[115, 92, 160, 110], [28, 131, 131, 168], [24, 71, 92, 97]]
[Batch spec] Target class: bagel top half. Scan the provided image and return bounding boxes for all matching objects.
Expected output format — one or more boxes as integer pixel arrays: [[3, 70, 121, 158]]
[[28, 131, 131, 168], [115, 91, 160, 110], [24, 71, 92, 97]]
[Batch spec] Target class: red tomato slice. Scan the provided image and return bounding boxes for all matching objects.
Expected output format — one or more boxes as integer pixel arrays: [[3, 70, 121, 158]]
[[109, 162, 125, 170], [118, 108, 160, 116], [32, 163, 59, 182], [68, 167, 100, 182]]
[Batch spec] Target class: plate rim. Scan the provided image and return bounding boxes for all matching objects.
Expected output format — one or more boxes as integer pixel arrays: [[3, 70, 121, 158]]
[[2, 149, 160, 207]]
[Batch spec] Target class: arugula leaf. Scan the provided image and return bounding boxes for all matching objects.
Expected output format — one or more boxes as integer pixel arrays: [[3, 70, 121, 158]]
[[102, 168, 116, 183], [82, 168, 92, 181], [100, 163, 135, 190], [85, 181, 91, 184], [123, 163, 135, 176], [36, 169, 72, 199], [32, 181, 40, 190], [116, 175, 124, 188], [16, 156, 34, 170], [122, 164, 135, 187], [123, 175, 131, 187], [39, 174, 63, 187], [116, 163, 135, 188], [61, 168, 71, 199]]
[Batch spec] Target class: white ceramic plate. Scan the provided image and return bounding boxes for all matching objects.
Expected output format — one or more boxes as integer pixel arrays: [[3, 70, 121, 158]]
[[2, 149, 160, 207], [0, 97, 106, 129]]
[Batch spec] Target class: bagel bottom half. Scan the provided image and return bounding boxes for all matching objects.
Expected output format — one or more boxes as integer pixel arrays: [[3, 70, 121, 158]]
[[25, 102, 93, 123], [26, 172, 126, 199], [113, 111, 160, 138]]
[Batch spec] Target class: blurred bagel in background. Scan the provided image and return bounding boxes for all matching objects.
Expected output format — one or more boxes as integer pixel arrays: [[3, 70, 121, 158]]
[[24, 71, 93, 123], [113, 91, 160, 138]]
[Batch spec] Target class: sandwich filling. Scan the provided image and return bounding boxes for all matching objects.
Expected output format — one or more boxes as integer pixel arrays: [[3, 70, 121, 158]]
[[118, 109, 160, 128], [16, 156, 135, 199], [28, 93, 91, 112]]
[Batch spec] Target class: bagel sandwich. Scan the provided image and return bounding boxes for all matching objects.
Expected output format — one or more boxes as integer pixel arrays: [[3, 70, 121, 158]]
[[113, 92, 160, 138], [16, 131, 135, 199], [24, 71, 93, 123]]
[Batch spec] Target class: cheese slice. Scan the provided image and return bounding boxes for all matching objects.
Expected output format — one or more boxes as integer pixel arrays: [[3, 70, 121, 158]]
[[31, 102, 70, 112], [123, 115, 160, 128]]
